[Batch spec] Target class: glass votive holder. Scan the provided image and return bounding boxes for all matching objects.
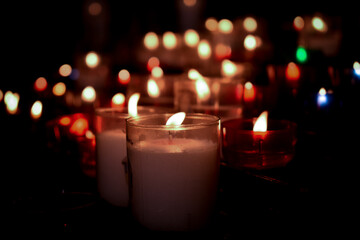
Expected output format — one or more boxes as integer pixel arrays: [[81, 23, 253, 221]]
[[126, 113, 221, 231], [221, 118, 297, 169], [95, 106, 172, 207], [191, 105, 243, 122], [46, 113, 96, 178], [173, 76, 243, 113], [95, 108, 129, 207]]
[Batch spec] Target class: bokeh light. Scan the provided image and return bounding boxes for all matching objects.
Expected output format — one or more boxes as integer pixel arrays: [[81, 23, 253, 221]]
[[144, 32, 159, 50], [81, 86, 96, 103], [53, 82, 66, 96], [197, 39, 211, 60], [184, 29, 199, 47], [59, 64, 72, 77], [118, 69, 131, 85], [34, 77, 48, 92], [243, 17, 257, 32], [85, 51, 100, 68], [162, 31, 177, 50]]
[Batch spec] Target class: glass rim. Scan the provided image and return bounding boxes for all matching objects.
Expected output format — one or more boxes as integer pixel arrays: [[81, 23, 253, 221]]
[[222, 118, 297, 133], [126, 113, 220, 130], [95, 107, 129, 118]]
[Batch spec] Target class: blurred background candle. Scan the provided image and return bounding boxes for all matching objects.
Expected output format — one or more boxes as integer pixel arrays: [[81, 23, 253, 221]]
[[95, 108, 129, 207], [126, 113, 220, 231], [222, 111, 297, 169]]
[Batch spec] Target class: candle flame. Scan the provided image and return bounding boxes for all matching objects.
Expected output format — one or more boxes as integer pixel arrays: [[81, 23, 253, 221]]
[[31, 100, 43, 119], [166, 112, 186, 126], [188, 68, 202, 80], [81, 86, 96, 102], [253, 111, 268, 132], [147, 79, 160, 98], [128, 93, 140, 117], [195, 77, 210, 101], [4, 91, 19, 114]]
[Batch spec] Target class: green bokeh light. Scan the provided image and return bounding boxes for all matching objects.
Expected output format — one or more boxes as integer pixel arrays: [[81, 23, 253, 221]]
[[296, 47, 308, 63]]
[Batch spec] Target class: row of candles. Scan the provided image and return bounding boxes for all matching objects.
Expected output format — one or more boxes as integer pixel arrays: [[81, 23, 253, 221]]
[[1, 57, 359, 119], [48, 92, 295, 231], [3, 6, 359, 231]]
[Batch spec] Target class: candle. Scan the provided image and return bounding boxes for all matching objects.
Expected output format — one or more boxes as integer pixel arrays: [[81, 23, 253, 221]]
[[95, 101, 171, 206], [222, 111, 297, 169], [95, 108, 129, 207], [126, 113, 220, 231]]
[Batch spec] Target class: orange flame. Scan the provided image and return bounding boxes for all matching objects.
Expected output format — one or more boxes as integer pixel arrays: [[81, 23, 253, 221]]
[[253, 111, 268, 132], [128, 93, 140, 117], [195, 77, 210, 101], [30, 100, 43, 120], [166, 112, 186, 126], [147, 79, 160, 98]]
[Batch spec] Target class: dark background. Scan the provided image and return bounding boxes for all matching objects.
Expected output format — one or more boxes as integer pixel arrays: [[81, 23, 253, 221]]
[[1, 0, 359, 232]]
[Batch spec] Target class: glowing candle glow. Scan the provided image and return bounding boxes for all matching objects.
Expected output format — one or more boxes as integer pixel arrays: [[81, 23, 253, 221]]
[[195, 77, 210, 102], [4, 91, 19, 114], [162, 31, 177, 50], [166, 112, 186, 126], [244, 35, 257, 51], [253, 111, 268, 133], [30, 100, 43, 119], [218, 19, 233, 34], [147, 79, 160, 98], [243, 17, 257, 32], [59, 64, 72, 77], [118, 69, 130, 85], [85, 51, 100, 68], [144, 32, 159, 50], [81, 86, 96, 103], [285, 62, 300, 81], [128, 93, 140, 117], [184, 29, 199, 47], [34, 77, 47, 92], [111, 93, 125, 108], [197, 39, 211, 60], [53, 82, 66, 96], [244, 81, 255, 102]]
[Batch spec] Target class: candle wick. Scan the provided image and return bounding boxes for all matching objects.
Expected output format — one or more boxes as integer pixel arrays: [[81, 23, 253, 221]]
[[258, 139, 263, 154], [168, 131, 173, 144], [258, 139, 264, 167]]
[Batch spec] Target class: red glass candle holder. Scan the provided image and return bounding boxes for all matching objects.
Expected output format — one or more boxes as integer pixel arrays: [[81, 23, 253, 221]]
[[221, 118, 297, 169]]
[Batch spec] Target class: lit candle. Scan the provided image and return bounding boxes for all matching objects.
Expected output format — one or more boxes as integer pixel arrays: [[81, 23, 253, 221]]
[[126, 113, 220, 231], [95, 108, 129, 207], [222, 111, 297, 169], [95, 93, 170, 207], [94, 93, 137, 207]]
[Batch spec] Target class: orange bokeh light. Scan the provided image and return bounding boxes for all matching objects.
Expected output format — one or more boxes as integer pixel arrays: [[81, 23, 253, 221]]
[[244, 82, 255, 102], [285, 62, 300, 81], [118, 69, 131, 85], [70, 117, 89, 136], [34, 77, 48, 92]]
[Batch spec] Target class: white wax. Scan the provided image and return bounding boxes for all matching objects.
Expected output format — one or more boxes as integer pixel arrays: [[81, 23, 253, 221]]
[[96, 130, 128, 207], [128, 138, 219, 231]]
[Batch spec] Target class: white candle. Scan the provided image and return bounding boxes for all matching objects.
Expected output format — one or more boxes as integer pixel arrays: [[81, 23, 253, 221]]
[[128, 138, 219, 231], [96, 129, 128, 207]]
